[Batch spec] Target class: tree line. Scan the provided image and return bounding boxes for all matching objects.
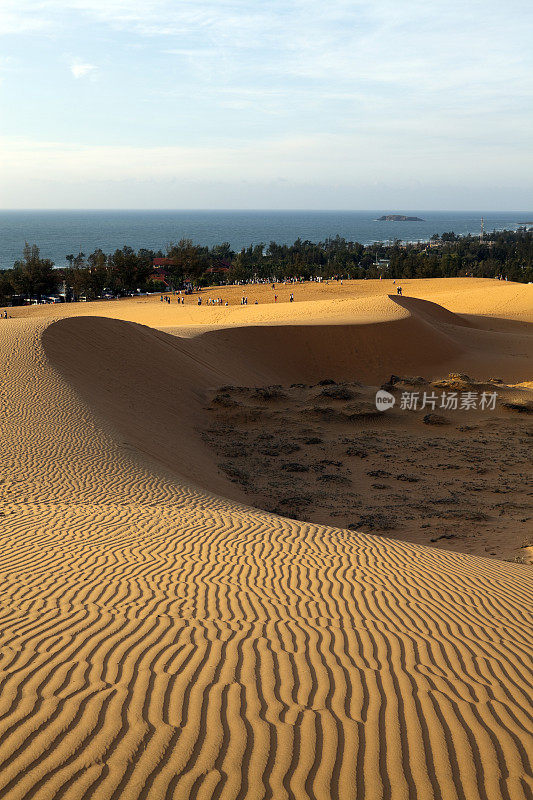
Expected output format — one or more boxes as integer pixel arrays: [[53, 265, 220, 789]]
[[1, 229, 531, 304]]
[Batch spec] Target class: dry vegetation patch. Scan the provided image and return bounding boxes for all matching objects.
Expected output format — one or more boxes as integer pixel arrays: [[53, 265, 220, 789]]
[[202, 376, 533, 562]]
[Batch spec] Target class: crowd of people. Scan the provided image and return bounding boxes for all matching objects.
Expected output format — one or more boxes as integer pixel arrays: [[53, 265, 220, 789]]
[[1, 277, 413, 317], [151, 277, 409, 309]]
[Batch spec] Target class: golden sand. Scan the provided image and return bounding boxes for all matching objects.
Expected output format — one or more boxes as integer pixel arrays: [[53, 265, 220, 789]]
[[0, 278, 531, 798]]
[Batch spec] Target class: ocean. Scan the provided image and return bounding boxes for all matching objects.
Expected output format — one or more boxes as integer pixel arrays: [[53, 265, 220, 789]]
[[0, 210, 529, 270]]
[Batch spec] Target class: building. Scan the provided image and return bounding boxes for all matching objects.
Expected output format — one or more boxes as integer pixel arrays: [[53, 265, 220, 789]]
[[150, 258, 178, 287]]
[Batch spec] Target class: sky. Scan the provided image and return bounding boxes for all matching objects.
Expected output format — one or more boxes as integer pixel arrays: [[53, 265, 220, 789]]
[[0, 0, 532, 210]]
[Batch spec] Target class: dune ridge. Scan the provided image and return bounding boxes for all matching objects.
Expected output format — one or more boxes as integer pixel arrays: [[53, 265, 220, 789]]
[[0, 279, 531, 799]]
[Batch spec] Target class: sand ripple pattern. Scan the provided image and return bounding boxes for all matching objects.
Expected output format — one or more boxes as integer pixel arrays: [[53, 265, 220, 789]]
[[0, 318, 531, 799]]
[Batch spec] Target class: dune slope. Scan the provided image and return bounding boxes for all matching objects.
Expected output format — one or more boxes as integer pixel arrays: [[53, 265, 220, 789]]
[[0, 286, 531, 799], [41, 299, 471, 494]]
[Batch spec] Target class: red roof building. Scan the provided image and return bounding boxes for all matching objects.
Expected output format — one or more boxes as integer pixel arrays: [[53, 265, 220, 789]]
[[205, 266, 230, 274]]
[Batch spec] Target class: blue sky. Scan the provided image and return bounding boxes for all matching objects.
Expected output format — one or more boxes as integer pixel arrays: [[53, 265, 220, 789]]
[[1, 0, 532, 210]]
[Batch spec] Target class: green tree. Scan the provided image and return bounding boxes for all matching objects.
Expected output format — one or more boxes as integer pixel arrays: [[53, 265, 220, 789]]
[[0, 270, 14, 304], [167, 239, 209, 284], [108, 246, 139, 292], [12, 243, 57, 299]]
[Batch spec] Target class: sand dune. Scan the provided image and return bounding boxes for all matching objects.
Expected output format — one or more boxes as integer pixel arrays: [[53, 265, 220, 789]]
[[0, 279, 531, 798]]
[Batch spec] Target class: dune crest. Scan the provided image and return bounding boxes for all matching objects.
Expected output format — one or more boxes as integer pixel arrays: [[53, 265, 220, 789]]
[[0, 280, 531, 799]]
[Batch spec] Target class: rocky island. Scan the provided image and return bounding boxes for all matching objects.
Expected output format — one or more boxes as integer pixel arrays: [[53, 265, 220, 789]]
[[377, 214, 425, 221]]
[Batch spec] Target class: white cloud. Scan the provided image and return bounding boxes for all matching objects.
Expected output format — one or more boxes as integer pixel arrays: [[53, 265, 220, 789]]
[[70, 59, 98, 79], [0, 8, 51, 35], [1, 132, 530, 187], [2, 2, 532, 104], [0, 1, 532, 208]]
